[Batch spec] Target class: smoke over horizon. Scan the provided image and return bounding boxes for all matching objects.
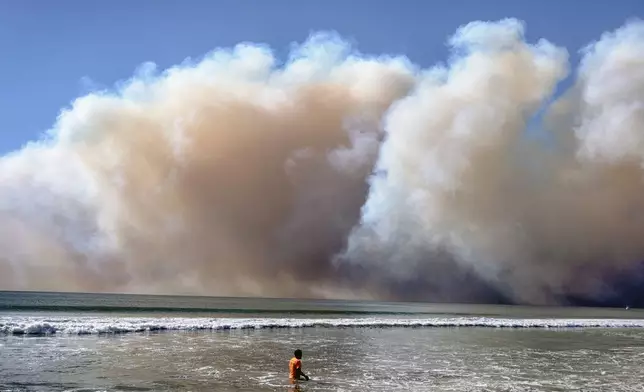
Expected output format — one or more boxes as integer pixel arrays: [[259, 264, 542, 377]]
[[2, 18, 644, 306]]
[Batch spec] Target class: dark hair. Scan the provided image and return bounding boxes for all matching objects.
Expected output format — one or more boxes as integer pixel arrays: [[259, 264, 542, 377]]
[[294, 349, 302, 358]]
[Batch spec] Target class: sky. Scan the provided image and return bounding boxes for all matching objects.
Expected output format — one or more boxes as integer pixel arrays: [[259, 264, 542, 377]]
[[0, 0, 641, 155]]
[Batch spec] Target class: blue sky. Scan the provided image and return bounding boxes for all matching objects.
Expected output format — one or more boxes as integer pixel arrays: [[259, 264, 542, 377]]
[[0, 0, 641, 154]]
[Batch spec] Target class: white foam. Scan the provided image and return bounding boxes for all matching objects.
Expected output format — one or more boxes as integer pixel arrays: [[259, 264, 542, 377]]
[[2, 315, 644, 336]]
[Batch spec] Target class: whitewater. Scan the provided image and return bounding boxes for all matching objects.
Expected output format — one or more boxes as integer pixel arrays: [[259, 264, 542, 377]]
[[4, 314, 644, 335], [3, 293, 644, 390], [4, 310, 644, 391]]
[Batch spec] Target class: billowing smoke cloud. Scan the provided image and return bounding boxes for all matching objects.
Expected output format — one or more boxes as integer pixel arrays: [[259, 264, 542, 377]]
[[1, 19, 643, 305], [0, 32, 416, 299], [341, 18, 644, 305]]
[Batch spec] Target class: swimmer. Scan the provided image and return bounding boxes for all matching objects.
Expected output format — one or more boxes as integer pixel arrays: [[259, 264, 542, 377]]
[[289, 349, 309, 382]]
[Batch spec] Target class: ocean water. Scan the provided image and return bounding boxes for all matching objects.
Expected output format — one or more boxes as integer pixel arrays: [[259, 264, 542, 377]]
[[2, 292, 644, 391]]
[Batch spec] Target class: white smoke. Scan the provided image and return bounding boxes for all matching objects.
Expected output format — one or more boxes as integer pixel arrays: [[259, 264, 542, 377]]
[[342, 18, 644, 304]]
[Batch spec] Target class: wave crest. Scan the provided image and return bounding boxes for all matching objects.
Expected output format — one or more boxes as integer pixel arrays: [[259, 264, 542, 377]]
[[3, 315, 644, 336]]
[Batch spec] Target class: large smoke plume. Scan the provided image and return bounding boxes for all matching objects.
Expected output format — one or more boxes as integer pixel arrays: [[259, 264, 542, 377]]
[[1, 19, 643, 305]]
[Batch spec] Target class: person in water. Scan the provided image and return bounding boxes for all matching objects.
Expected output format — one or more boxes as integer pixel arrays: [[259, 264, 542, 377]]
[[289, 349, 309, 382]]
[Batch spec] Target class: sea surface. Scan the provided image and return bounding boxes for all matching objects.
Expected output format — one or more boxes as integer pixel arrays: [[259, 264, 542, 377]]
[[2, 291, 644, 391]]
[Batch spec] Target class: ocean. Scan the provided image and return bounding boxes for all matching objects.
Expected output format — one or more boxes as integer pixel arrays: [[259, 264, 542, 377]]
[[2, 291, 644, 391]]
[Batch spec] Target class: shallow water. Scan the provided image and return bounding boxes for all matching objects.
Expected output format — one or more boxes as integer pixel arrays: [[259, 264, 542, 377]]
[[3, 326, 644, 391], [2, 292, 644, 391]]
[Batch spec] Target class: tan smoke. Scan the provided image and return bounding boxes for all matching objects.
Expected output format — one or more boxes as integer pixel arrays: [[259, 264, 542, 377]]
[[1, 20, 644, 305], [0, 34, 415, 298]]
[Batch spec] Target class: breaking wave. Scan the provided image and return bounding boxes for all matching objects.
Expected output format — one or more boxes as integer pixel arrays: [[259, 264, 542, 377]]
[[3, 315, 644, 336]]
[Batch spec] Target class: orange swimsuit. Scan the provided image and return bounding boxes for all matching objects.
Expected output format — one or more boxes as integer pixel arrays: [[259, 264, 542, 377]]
[[289, 357, 301, 380]]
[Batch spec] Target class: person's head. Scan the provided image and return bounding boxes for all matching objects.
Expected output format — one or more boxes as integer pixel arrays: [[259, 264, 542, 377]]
[[294, 349, 302, 359]]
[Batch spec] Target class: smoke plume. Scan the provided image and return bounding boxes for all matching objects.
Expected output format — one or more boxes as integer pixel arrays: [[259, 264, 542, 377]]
[[1, 19, 644, 305]]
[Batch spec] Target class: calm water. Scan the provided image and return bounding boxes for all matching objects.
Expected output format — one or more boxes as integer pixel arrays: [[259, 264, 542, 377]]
[[2, 291, 644, 391]]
